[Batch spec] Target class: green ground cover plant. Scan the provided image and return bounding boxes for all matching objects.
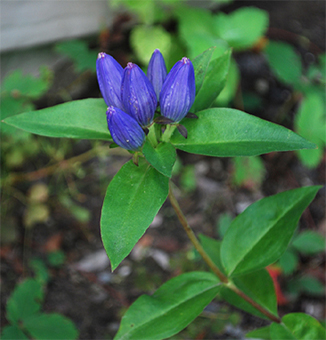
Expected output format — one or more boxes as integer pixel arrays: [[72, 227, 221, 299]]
[[3, 43, 324, 339]]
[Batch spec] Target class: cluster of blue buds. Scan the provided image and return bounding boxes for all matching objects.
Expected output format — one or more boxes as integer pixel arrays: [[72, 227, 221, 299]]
[[96, 49, 195, 151]]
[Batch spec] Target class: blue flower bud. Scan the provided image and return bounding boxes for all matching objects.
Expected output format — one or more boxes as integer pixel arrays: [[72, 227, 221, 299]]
[[147, 49, 167, 101], [96, 52, 124, 110], [160, 57, 196, 123], [107, 106, 145, 151], [121, 62, 157, 127]]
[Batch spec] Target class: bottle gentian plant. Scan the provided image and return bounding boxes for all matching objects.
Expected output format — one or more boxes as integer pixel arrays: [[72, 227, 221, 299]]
[[3, 46, 324, 340]]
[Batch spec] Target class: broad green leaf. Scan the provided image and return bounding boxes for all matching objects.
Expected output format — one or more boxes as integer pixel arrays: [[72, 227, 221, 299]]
[[215, 58, 240, 106], [283, 313, 325, 339], [192, 47, 216, 95], [307, 53, 326, 83], [170, 108, 316, 157], [246, 325, 271, 339], [217, 213, 233, 238], [175, 6, 215, 52], [23, 313, 79, 340], [55, 39, 97, 72], [142, 141, 176, 178], [7, 279, 44, 324], [180, 164, 196, 192], [29, 258, 50, 285], [295, 92, 326, 168], [0, 96, 34, 137], [175, 5, 228, 60], [219, 269, 278, 319], [112, 0, 168, 25], [101, 158, 169, 270], [292, 230, 325, 255], [297, 276, 325, 296], [0, 96, 34, 120], [221, 186, 321, 277], [130, 25, 171, 66], [288, 276, 325, 297], [1, 325, 28, 340], [231, 156, 265, 189], [265, 41, 302, 85], [270, 322, 297, 340], [198, 234, 226, 274], [3, 98, 112, 141], [192, 49, 231, 112], [214, 7, 269, 50], [114, 272, 221, 340], [2, 69, 51, 99], [278, 249, 299, 275], [183, 32, 228, 61], [270, 313, 325, 340]]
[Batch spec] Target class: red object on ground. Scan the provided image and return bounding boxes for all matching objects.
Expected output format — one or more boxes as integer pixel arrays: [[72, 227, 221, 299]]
[[267, 266, 289, 306]]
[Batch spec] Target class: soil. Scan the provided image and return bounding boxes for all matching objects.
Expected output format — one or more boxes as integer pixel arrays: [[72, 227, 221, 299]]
[[1, 1, 325, 339]]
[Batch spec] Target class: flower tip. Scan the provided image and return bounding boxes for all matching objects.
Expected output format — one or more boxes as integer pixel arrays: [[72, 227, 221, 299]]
[[181, 57, 190, 64], [126, 62, 135, 69], [98, 52, 106, 59], [106, 106, 115, 118]]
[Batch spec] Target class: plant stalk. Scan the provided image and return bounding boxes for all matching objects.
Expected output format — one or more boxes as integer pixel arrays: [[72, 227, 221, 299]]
[[168, 182, 281, 323], [162, 124, 177, 143]]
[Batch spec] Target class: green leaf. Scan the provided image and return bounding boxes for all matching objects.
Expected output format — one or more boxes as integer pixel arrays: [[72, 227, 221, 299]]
[[198, 234, 226, 275], [180, 164, 196, 192], [130, 25, 171, 66], [47, 250, 66, 267], [246, 325, 272, 339], [0, 96, 34, 137], [3, 98, 112, 141], [142, 141, 176, 178], [29, 258, 50, 285], [192, 49, 231, 112], [215, 58, 240, 106], [170, 108, 316, 157], [298, 276, 325, 296], [220, 269, 278, 319], [192, 47, 216, 95], [270, 322, 297, 340], [6, 279, 44, 324], [217, 213, 233, 238], [265, 41, 302, 85], [175, 6, 218, 60], [231, 156, 265, 189], [1, 325, 29, 340], [292, 230, 325, 255], [2, 69, 51, 99], [101, 158, 169, 270], [295, 92, 326, 168], [214, 7, 269, 50], [270, 313, 325, 340], [23, 313, 79, 340], [55, 39, 97, 72], [278, 249, 299, 275], [114, 272, 221, 340], [288, 276, 325, 296], [220, 186, 321, 277]]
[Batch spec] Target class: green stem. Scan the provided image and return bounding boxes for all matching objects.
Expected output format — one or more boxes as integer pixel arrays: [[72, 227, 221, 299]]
[[168, 182, 281, 324], [147, 124, 158, 148], [162, 124, 177, 143]]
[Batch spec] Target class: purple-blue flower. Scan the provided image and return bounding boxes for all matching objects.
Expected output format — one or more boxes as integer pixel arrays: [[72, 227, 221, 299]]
[[147, 49, 167, 101], [160, 57, 196, 123], [96, 52, 124, 110], [107, 106, 145, 151], [121, 62, 157, 127]]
